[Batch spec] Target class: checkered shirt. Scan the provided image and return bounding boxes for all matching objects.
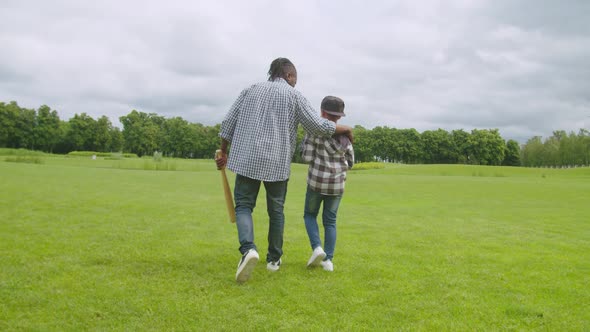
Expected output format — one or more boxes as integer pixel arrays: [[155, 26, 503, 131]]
[[301, 133, 355, 195], [219, 78, 336, 182]]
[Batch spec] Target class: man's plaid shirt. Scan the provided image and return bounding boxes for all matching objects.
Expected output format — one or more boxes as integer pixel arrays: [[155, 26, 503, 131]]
[[219, 78, 336, 182], [301, 133, 354, 195]]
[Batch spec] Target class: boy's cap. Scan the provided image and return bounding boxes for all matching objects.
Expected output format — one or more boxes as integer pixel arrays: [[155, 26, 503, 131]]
[[321, 96, 346, 117]]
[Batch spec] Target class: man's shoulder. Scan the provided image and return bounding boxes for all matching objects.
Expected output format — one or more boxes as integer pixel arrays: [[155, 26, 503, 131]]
[[246, 80, 296, 93], [245, 81, 269, 90]]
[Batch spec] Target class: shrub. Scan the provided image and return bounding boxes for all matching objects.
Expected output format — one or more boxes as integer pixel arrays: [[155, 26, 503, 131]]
[[68, 151, 139, 159], [68, 151, 111, 157], [5, 156, 44, 164], [0, 148, 47, 157], [352, 162, 386, 170]]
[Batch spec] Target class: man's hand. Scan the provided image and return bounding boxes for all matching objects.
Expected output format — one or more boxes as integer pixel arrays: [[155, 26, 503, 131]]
[[215, 150, 228, 170], [216, 139, 230, 170], [345, 127, 354, 144], [335, 124, 354, 144]]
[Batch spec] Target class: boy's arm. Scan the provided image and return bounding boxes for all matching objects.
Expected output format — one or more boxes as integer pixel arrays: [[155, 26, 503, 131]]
[[301, 134, 314, 163], [346, 144, 355, 169]]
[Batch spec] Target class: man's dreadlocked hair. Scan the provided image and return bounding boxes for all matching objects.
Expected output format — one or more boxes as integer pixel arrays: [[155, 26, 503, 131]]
[[267, 57, 295, 81]]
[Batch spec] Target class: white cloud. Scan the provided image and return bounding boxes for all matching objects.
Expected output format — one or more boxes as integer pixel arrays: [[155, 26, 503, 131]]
[[1, 0, 589, 143]]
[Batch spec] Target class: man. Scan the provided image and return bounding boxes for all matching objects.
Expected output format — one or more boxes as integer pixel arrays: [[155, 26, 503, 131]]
[[215, 57, 353, 283]]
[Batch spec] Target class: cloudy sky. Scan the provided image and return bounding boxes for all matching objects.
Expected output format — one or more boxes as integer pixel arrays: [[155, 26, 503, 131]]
[[1, 0, 589, 142]]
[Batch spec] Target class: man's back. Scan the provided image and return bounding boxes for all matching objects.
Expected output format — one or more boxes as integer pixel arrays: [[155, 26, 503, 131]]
[[228, 79, 297, 181], [220, 78, 335, 182]]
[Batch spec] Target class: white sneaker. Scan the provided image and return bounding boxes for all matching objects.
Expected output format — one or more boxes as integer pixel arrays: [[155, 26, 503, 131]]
[[267, 259, 282, 272], [306, 247, 326, 267], [320, 259, 334, 272], [236, 249, 259, 283]]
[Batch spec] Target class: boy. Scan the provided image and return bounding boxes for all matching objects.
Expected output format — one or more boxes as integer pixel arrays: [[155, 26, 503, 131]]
[[301, 96, 354, 271]]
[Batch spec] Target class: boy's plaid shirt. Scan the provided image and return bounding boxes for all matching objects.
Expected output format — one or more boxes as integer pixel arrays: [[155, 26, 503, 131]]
[[301, 133, 354, 195]]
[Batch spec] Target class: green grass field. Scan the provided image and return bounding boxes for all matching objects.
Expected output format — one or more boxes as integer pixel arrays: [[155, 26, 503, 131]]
[[1, 152, 589, 331]]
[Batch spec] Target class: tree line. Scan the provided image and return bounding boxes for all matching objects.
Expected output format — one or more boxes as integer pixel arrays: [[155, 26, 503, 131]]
[[521, 130, 590, 167], [1, 101, 588, 166]]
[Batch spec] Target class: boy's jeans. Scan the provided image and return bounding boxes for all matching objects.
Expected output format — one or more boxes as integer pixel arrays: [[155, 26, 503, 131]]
[[234, 174, 288, 263], [303, 186, 342, 261]]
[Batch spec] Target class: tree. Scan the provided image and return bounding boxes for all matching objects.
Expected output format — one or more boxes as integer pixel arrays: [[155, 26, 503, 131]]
[[53, 121, 71, 154], [421, 129, 457, 164], [34, 105, 61, 152], [451, 129, 471, 164], [369, 126, 391, 162], [0, 101, 20, 148], [543, 135, 560, 166], [189, 123, 219, 159], [397, 128, 422, 164], [578, 129, 590, 166], [502, 139, 521, 166], [66, 113, 98, 151], [162, 117, 194, 158], [94, 116, 113, 152], [468, 129, 505, 165], [351, 125, 374, 162], [17, 107, 36, 150], [521, 136, 543, 167], [119, 110, 164, 156], [201, 124, 222, 159], [110, 127, 124, 152]]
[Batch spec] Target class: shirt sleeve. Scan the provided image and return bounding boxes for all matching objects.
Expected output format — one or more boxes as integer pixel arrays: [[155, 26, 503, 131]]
[[346, 144, 355, 169], [293, 91, 336, 137], [301, 134, 314, 163], [219, 88, 248, 142]]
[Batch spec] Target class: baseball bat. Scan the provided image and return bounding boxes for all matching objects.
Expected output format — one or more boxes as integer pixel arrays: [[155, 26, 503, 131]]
[[215, 150, 236, 223]]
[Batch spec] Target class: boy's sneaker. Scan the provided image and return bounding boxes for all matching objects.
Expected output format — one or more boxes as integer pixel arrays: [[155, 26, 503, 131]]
[[320, 259, 334, 272], [267, 259, 282, 272], [235, 249, 259, 283], [307, 247, 326, 267]]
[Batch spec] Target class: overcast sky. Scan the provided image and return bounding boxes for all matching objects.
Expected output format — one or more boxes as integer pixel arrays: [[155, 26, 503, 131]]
[[1, 0, 589, 142]]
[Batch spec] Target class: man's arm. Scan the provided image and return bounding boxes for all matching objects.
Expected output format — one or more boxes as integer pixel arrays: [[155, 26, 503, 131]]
[[216, 88, 247, 169], [294, 91, 336, 136], [219, 88, 247, 144], [293, 90, 354, 143]]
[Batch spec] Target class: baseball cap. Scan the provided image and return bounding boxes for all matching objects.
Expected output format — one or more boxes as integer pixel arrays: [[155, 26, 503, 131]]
[[321, 96, 346, 117]]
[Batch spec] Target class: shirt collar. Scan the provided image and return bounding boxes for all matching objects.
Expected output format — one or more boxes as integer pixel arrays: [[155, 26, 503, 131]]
[[271, 77, 289, 85]]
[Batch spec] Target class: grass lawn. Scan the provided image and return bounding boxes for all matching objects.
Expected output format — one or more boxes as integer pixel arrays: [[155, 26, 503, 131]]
[[1, 154, 589, 330]]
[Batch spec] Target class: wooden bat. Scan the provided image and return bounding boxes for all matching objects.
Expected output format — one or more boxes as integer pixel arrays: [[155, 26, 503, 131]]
[[215, 150, 236, 223]]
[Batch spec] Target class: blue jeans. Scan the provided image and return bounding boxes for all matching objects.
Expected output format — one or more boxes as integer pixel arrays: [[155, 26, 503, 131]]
[[234, 174, 288, 263], [303, 186, 342, 261]]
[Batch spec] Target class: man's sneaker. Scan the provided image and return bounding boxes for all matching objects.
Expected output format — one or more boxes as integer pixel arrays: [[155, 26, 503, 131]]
[[235, 249, 259, 283], [320, 259, 334, 272], [267, 259, 282, 272], [306, 247, 326, 267]]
